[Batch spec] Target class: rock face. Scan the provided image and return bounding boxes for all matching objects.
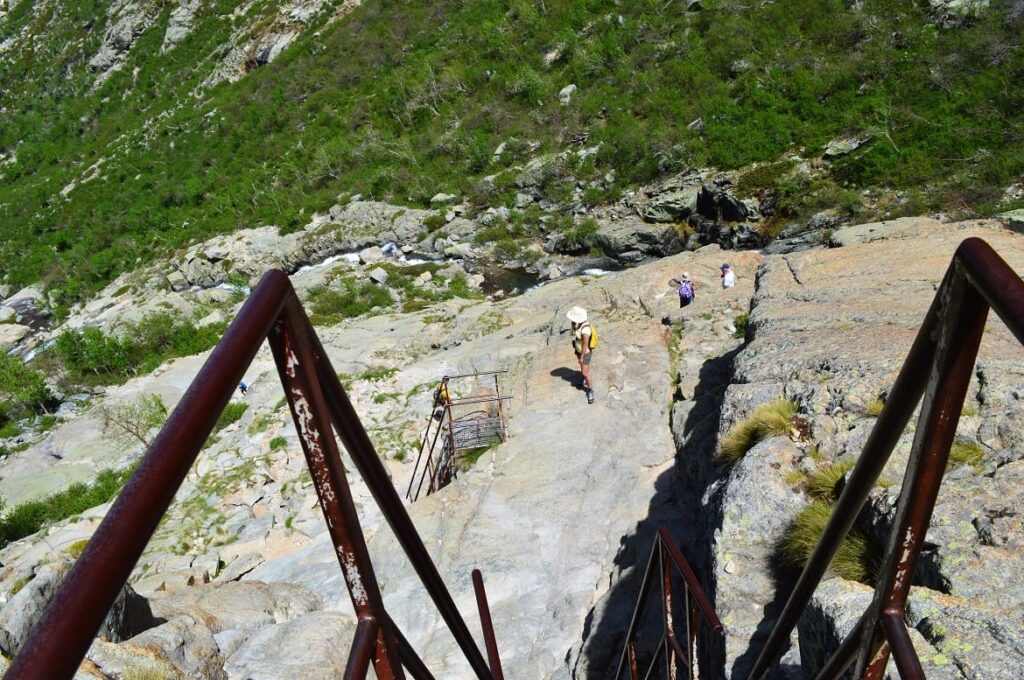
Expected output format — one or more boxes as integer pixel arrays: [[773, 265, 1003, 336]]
[[692, 217, 1024, 678], [2, 216, 1022, 678]]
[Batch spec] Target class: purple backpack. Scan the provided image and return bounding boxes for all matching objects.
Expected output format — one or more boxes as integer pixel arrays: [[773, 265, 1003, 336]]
[[678, 280, 694, 302]]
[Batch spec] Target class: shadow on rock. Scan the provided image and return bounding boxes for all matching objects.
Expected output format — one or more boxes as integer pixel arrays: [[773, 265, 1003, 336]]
[[572, 347, 740, 679], [550, 366, 586, 391]]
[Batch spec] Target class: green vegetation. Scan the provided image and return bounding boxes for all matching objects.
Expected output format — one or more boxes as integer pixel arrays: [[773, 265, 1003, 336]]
[[3, 0, 1021, 305], [248, 413, 277, 434], [99, 393, 168, 449], [458, 445, 494, 472], [214, 403, 249, 433], [269, 436, 288, 452], [306, 279, 394, 326], [66, 538, 90, 558], [54, 313, 226, 385], [864, 397, 886, 417], [733, 312, 749, 340], [0, 355, 53, 433], [718, 399, 798, 464], [801, 459, 856, 500], [780, 499, 878, 584], [948, 439, 986, 472], [0, 465, 137, 547]]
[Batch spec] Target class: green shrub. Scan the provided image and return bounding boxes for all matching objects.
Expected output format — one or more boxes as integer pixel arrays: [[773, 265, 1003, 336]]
[[54, 313, 225, 385], [780, 499, 877, 584], [307, 280, 394, 326], [718, 399, 798, 464], [214, 403, 248, 433], [269, 436, 287, 452], [0, 465, 136, 547], [733, 312, 749, 340]]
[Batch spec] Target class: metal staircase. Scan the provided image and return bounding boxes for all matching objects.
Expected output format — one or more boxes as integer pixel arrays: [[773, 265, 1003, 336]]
[[7, 237, 1022, 679]]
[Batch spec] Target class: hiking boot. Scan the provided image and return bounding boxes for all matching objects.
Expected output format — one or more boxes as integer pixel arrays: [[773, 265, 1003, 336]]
[[586, 389, 595, 404]]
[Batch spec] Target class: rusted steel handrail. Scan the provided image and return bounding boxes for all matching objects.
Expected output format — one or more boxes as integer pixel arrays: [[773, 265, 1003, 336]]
[[7, 269, 498, 680], [472, 569, 506, 680], [614, 526, 724, 680], [749, 237, 1024, 679]]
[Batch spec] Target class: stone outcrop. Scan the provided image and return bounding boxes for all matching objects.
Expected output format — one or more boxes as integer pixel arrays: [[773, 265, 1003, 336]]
[[694, 217, 1024, 678], [1, 216, 1022, 677]]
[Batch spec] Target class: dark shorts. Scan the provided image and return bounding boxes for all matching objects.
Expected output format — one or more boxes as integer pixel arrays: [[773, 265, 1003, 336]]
[[679, 296, 693, 308], [577, 350, 593, 365]]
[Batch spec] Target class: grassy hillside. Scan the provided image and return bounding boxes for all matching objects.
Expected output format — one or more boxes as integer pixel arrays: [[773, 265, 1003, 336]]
[[1, 0, 1022, 309]]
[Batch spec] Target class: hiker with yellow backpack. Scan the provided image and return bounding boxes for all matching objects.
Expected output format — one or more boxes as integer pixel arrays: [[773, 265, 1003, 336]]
[[566, 306, 599, 404]]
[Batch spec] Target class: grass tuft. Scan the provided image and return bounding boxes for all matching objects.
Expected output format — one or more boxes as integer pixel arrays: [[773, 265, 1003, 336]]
[[803, 459, 856, 500], [780, 499, 877, 584], [864, 397, 885, 417], [948, 439, 986, 472], [718, 399, 798, 464]]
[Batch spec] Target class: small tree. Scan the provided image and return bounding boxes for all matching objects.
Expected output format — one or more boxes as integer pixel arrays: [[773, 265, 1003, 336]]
[[99, 394, 169, 450]]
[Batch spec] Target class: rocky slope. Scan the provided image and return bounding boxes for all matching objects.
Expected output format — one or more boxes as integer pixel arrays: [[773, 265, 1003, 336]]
[[0, 216, 1022, 678], [685, 217, 1024, 679]]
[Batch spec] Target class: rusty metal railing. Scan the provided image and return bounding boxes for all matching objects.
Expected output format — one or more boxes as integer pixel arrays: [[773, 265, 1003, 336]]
[[7, 270, 504, 680], [407, 371, 510, 502], [615, 526, 724, 680], [749, 237, 1024, 679]]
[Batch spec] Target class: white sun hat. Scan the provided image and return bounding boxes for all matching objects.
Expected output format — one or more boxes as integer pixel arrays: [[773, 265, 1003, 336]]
[[681, 271, 692, 281], [566, 306, 588, 324]]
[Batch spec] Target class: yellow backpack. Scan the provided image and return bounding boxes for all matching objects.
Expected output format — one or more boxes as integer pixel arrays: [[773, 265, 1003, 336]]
[[587, 323, 599, 349]]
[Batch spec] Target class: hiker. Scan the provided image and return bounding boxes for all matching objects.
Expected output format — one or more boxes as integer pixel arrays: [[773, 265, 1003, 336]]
[[720, 263, 735, 289], [566, 306, 596, 404], [432, 375, 451, 420], [238, 381, 248, 396], [678, 272, 695, 308]]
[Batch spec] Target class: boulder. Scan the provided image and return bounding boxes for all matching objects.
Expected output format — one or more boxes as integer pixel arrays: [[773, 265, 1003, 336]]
[[0, 306, 14, 323], [167, 269, 189, 292], [558, 83, 577, 105], [823, 135, 871, 159], [124, 615, 227, 680], [429, 193, 457, 205], [0, 323, 31, 352], [197, 309, 226, 328], [593, 218, 682, 260], [828, 216, 944, 248], [223, 611, 355, 679], [358, 246, 384, 264], [0, 559, 154, 657], [367, 267, 389, 285], [998, 208, 1024, 234]]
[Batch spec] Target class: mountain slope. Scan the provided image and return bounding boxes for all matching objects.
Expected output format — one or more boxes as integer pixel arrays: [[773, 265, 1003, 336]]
[[2, 0, 1023, 309]]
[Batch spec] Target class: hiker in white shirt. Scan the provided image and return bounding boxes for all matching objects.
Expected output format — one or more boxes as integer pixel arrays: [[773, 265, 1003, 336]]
[[720, 263, 735, 289]]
